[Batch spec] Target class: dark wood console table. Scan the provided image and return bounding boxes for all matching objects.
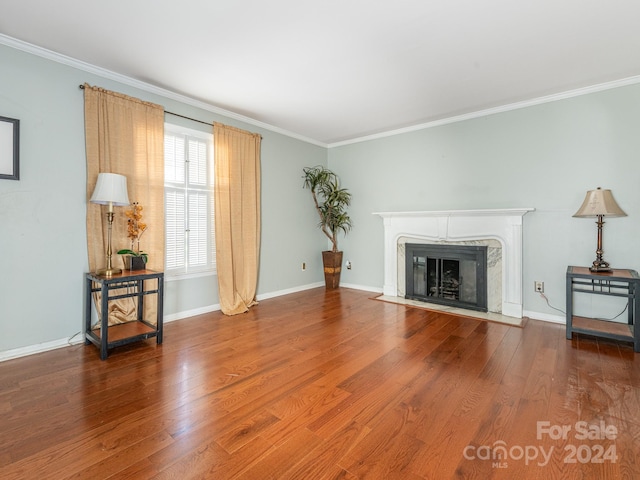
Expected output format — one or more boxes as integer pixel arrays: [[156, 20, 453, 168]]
[[85, 269, 164, 360], [566, 266, 639, 352]]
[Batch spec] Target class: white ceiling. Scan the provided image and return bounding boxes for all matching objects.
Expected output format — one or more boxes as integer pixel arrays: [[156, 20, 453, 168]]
[[2, 0, 640, 145]]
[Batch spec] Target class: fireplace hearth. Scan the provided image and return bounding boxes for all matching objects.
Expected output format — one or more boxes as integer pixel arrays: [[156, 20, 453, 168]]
[[405, 243, 487, 312]]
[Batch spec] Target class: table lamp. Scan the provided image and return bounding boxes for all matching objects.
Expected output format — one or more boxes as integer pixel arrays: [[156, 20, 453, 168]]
[[573, 187, 626, 272], [91, 173, 130, 276]]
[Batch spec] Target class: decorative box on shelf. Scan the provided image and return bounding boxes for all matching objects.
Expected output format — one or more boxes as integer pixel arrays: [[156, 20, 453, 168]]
[[121, 254, 147, 271]]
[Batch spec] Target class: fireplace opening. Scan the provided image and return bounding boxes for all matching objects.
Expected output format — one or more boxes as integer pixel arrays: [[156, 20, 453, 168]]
[[405, 243, 488, 312]]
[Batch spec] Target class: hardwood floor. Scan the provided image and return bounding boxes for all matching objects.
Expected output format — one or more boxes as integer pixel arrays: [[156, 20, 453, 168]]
[[1, 287, 639, 479]]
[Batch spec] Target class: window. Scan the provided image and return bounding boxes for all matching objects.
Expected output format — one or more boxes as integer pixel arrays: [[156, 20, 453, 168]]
[[164, 124, 216, 276]]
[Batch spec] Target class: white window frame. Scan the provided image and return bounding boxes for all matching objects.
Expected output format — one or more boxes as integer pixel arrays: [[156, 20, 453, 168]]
[[164, 123, 216, 278]]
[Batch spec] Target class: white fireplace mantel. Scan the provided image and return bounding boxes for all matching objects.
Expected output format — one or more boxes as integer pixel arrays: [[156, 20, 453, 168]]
[[373, 208, 534, 318]]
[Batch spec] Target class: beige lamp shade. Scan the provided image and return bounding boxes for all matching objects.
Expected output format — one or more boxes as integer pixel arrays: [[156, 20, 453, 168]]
[[90, 173, 130, 207], [573, 187, 626, 218]]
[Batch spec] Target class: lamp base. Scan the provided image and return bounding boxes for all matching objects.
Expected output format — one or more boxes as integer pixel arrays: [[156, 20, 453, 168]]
[[95, 267, 122, 277], [589, 259, 612, 273]]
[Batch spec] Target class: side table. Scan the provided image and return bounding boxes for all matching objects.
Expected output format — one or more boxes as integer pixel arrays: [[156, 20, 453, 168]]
[[566, 266, 639, 352], [85, 269, 164, 360]]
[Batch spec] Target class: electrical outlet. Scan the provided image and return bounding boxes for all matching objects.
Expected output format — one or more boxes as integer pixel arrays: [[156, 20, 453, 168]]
[[302, 262, 306, 271], [534, 281, 544, 293], [346, 260, 352, 270]]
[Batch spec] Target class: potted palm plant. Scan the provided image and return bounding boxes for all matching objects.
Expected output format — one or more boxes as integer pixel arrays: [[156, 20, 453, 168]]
[[302, 165, 352, 289]]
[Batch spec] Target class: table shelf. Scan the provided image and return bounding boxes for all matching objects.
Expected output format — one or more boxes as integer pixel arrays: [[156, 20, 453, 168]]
[[570, 315, 634, 343], [91, 320, 157, 343]]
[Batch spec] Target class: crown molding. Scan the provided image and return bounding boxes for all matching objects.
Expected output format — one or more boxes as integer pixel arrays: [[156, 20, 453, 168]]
[[328, 75, 640, 148], [3, 33, 639, 150], [0, 33, 328, 148]]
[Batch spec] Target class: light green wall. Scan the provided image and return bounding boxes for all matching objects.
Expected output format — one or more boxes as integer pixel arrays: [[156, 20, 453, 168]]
[[2, 39, 639, 355], [0, 43, 326, 353], [329, 85, 640, 320]]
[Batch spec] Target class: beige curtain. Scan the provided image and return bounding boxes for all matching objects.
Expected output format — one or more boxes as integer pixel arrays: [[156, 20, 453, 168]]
[[84, 84, 165, 324], [214, 122, 261, 315]]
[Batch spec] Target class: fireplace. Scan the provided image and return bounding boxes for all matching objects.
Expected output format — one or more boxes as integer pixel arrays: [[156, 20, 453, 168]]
[[374, 208, 534, 318], [405, 243, 487, 312]]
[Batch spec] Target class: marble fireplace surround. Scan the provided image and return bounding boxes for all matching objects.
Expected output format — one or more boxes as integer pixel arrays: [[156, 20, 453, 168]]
[[374, 209, 534, 319]]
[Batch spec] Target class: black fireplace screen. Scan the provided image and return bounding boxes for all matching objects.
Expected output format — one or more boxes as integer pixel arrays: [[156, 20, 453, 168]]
[[405, 243, 488, 312]]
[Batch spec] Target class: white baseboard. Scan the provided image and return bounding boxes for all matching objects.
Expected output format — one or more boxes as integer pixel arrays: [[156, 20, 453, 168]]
[[163, 304, 221, 323], [256, 282, 325, 301], [523, 309, 566, 324], [339, 283, 383, 294], [0, 336, 85, 363], [166, 282, 329, 321]]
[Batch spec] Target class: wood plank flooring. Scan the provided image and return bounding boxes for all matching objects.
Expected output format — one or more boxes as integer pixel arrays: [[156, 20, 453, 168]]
[[1, 287, 639, 479]]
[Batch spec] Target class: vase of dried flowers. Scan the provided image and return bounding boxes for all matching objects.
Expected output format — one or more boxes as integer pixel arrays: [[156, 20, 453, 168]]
[[118, 202, 148, 270]]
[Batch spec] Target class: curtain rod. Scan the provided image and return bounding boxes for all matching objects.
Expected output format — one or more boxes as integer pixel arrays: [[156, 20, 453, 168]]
[[79, 84, 263, 137], [79, 84, 212, 127], [164, 111, 213, 127]]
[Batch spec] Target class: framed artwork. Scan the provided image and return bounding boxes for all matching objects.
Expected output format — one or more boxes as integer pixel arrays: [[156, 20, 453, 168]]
[[0, 116, 19, 180]]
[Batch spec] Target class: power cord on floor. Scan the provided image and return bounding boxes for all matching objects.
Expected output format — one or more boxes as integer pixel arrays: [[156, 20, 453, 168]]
[[67, 331, 83, 346], [538, 292, 628, 321], [539, 292, 565, 315]]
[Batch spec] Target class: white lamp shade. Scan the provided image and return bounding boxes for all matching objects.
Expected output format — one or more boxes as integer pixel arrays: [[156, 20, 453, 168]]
[[90, 173, 130, 206], [573, 187, 626, 218]]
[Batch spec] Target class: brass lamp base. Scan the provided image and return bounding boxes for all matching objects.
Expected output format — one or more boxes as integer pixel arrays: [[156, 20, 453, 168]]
[[95, 267, 122, 277], [95, 207, 122, 277], [589, 261, 612, 273], [588, 215, 612, 273]]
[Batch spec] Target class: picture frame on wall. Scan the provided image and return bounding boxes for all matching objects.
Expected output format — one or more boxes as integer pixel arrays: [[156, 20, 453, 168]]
[[0, 116, 20, 180]]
